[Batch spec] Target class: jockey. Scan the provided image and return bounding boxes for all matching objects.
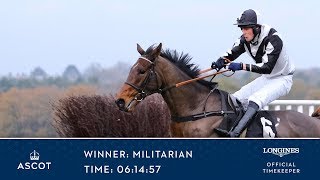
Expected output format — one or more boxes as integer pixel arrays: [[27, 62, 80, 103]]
[[212, 9, 295, 137]]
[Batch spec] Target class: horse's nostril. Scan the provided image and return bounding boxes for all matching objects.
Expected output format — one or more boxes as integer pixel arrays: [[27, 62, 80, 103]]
[[115, 99, 125, 108]]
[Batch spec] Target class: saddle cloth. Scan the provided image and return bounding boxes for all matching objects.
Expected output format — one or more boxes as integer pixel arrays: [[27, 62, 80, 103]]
[[246, 111, 278, 138]]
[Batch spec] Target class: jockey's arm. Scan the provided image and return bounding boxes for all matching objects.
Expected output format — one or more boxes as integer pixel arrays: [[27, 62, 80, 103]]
[[223, 36, 246, 61]]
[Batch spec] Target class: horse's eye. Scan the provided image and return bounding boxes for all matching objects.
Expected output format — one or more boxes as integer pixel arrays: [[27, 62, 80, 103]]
[[139, 69, 146, 74]]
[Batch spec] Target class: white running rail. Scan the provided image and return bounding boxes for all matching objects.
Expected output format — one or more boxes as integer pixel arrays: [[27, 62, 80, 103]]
[[264, 100, 320, 116]]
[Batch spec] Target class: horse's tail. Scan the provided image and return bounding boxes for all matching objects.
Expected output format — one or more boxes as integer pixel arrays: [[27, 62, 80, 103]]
[[311, 106, 320, 119]]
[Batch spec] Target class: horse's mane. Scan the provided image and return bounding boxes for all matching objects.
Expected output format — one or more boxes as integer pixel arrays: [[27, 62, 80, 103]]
[[145, 45, 218, 89]]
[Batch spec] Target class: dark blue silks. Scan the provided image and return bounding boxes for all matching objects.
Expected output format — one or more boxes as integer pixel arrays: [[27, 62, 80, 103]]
[[0, 139, 318, 180]]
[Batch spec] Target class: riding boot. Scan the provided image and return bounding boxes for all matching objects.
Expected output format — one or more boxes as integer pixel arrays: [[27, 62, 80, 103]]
[[229, 101, 259, 137]]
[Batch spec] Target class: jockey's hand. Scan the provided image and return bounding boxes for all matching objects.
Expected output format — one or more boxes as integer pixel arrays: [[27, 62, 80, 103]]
[[212, 57, 226, 70], [228, 62, 243, 72]]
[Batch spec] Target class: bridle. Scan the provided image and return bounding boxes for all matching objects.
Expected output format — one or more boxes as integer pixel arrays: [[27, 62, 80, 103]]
[[125, 56, 163, 104]]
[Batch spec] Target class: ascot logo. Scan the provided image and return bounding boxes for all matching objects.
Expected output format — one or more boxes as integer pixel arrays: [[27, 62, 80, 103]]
[[30, 150, 40, 160], [263, 148, 299, 157], [17, 150, 52, 170]]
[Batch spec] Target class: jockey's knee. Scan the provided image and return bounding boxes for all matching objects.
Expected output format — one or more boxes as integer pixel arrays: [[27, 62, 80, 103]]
[[232, 94, 249, 109]]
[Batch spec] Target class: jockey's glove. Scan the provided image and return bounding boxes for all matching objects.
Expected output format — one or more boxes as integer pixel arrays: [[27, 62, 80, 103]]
[[228, 62, 243, 72], [212, 57, 226, 69]]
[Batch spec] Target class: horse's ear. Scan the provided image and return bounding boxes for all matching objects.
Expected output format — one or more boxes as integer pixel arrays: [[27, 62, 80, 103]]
[[137, 43, 145, 55], [150, 43, 162, 59]]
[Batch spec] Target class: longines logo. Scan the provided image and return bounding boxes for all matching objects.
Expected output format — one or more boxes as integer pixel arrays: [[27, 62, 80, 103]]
[[17, 150, 52, 170], [263, 148, 299, 157]]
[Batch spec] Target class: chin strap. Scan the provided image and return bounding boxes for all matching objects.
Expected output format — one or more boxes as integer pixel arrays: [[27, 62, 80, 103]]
[[250, 26, 261, 45]]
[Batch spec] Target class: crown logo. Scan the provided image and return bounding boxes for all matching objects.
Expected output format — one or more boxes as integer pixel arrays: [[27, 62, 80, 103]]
[[30, 150, 40, 161]]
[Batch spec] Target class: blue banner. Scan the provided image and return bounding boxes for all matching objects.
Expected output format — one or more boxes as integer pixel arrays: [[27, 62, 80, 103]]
[[0, 138, 318, 179]]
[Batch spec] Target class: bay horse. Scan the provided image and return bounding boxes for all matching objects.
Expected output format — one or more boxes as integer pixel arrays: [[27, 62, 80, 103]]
[[115, 43, 320, 137]]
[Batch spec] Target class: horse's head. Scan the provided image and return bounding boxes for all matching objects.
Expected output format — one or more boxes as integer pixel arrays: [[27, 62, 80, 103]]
[[115, 43, 163, 112]]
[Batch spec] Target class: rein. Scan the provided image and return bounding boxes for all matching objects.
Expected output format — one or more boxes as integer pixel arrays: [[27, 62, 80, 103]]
[[175, 69, 230, 88]]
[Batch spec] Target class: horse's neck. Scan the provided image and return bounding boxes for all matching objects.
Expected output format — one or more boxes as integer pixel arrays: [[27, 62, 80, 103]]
[[155, 58, 221, 117]]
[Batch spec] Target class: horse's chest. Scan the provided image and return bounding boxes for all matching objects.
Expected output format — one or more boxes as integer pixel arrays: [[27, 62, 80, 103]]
[[170, 121, 213, 137]]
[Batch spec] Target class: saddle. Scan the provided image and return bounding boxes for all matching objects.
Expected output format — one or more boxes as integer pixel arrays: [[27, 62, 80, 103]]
[[217, 93, 278, 137], [216, 93, 244, 133]]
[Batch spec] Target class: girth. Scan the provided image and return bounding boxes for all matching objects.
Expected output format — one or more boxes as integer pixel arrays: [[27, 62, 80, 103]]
[[171, 89, 236, 123]]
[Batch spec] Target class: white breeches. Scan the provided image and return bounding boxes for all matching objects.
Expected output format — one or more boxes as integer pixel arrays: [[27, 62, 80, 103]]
[[233, 75, 293, 109]]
